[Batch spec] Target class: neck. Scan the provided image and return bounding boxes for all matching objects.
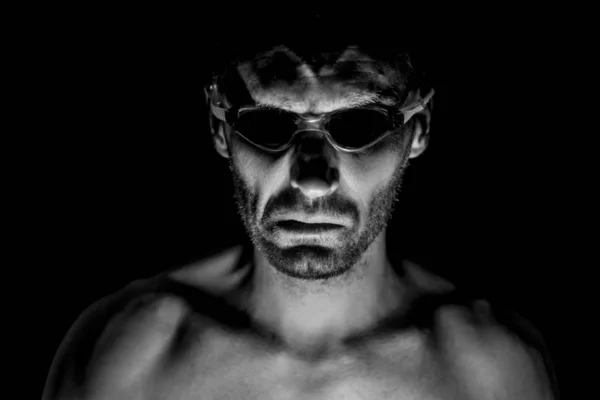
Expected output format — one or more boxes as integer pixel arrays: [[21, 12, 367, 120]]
[[240, 231, 407, 352]]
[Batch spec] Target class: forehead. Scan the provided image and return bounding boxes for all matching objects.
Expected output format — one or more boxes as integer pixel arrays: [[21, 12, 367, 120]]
[[225, 45, 408, 114]]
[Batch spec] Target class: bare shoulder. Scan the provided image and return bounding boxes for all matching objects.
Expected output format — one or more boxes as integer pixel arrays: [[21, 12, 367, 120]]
[[43, 245, 248, 400], [43, 277, 190, 400], [400, 260, 558, 399], [434, 297, 559, 400]]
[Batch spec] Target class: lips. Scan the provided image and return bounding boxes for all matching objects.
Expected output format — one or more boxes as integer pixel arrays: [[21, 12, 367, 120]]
[[276, 220, 344, 232]]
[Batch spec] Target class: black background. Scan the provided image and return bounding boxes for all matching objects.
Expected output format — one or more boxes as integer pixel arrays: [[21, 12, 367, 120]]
[[25, 6, 585, 399]]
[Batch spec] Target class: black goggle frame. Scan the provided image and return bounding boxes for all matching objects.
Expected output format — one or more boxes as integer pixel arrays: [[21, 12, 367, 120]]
[[207, 85, 434, 154]]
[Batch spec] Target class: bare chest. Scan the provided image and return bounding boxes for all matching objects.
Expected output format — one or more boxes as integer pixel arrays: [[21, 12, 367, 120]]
[[147, 325, 464, 400]]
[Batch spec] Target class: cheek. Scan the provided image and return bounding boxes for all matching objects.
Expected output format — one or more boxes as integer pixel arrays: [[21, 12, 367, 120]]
[[231, 139, 286, 217], [342, 146, 402, 205], [350, 136, 403, 178]]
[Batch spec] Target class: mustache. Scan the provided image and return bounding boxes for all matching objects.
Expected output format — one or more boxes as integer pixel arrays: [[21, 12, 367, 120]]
[[263, 186, 358, 221]]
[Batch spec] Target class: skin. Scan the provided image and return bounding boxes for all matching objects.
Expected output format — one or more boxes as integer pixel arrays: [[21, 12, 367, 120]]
[[42, 44, 556, 400], [211, 45, 430, 354]]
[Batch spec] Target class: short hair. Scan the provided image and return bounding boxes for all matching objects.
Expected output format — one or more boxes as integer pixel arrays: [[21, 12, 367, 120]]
[[202, 13, 433, 107], [212, 45, 428, 102]]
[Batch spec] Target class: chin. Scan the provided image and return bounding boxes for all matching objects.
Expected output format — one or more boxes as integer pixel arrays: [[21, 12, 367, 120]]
[[257, 234, 366, 280]]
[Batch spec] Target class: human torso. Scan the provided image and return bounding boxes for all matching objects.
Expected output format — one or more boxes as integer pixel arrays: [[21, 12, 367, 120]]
[[147, 317, 462, 399], [84, 246, 488, 400]]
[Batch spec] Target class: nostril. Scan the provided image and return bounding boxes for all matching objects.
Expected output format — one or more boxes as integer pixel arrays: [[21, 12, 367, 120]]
[[290, 152, 339, 198]]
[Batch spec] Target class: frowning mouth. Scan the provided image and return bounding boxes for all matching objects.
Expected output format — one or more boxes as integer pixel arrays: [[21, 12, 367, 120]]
[[275, 220, 344, 233]]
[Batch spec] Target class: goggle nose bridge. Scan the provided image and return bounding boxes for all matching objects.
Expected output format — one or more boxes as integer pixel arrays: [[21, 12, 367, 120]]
[[285, 126, 338, 151], [282, 115, 337, 146], [296, 114, 329, 129]]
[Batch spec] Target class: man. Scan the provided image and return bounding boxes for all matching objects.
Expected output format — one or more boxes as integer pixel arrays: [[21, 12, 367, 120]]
[[43, 41, 559, 399]]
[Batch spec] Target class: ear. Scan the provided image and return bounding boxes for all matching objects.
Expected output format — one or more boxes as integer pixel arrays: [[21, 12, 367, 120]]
[[408, 104, 432, 159], [205, 83, 231, 159], [209, 111, 230, 159]]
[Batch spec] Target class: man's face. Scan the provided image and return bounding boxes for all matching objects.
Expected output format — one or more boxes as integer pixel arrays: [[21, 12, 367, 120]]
[[218, 45, 424, 280]]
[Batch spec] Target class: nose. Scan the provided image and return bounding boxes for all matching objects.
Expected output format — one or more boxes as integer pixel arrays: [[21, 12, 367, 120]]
[[290, 132, 339, 200]]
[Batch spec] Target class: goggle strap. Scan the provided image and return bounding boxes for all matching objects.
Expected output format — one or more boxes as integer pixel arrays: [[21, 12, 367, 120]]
[[210, 103, 228, 122], [399, 88, 435, 123]]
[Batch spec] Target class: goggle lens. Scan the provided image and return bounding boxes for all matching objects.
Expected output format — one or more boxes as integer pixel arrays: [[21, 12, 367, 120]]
[[234, 109, 298, 149], [327, 109, 392, 148], [233, 108, 394, 150]]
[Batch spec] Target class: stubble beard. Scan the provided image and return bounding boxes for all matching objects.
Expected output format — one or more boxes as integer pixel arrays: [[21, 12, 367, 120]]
[[228, 152, 409, 281]]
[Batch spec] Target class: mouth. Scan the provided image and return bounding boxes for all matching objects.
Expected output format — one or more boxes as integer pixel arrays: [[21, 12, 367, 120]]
[[275, 220, 345, 233]]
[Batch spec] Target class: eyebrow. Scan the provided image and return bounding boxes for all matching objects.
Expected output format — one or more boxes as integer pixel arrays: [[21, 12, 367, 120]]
[[251, 96, 399, 114], [333, 96, 399, 110], [254, 103, 286, 110]]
